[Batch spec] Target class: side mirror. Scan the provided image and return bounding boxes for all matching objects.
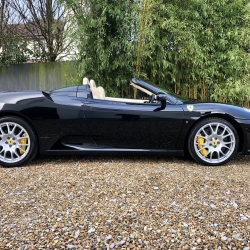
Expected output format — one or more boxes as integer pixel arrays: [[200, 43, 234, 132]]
[[153, 93, 167, 111], [156, 93, 167, 105]]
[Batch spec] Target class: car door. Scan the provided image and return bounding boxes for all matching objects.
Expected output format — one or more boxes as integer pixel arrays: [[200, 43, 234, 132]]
[[83, 99, 184, 149]]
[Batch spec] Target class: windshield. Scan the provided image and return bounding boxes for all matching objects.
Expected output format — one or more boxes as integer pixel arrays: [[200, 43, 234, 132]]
[[144, 81, 190, 103]]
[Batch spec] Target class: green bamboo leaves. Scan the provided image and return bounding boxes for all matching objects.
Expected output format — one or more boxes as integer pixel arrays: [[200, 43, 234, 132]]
[[63, 0, 250, 106]]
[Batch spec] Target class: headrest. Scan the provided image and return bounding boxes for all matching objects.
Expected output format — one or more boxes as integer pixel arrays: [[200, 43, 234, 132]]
[[89, 79, 96, 88], [83, 77, 89, 85], [91, 87, 99, 99], [97, 86, 105, 99]]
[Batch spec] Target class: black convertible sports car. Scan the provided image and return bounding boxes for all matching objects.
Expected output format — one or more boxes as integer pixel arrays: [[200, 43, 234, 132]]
[[0, 78, 250, 167]]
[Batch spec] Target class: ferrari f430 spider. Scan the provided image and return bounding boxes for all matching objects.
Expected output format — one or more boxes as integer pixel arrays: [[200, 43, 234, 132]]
[[1, 78, 250, 167]]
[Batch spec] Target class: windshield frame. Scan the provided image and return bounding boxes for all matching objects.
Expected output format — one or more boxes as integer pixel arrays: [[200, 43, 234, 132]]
[[131, 78, 188, 104]]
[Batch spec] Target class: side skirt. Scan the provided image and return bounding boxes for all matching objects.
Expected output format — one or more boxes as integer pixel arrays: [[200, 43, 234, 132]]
[[42, 143, 184, 156]]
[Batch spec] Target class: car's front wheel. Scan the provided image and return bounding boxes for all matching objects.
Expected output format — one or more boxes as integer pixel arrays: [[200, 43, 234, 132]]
[[0, 116, 38, 167], [188, 118, 238, 166]]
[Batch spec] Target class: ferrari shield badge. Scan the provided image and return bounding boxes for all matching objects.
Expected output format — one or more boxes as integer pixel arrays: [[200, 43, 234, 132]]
[[187, 105, 194, 112]]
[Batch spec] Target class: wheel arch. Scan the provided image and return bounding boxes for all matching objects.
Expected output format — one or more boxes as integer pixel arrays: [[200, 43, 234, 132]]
[[184, 113, 244, 153]]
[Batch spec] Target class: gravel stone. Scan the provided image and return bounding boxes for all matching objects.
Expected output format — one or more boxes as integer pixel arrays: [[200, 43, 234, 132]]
[[129, 234, 135, 239], [240, 214, 248, 220], [88, 228, 96, 234], [109, 243, 115, 248], [196, 238, 201, 243], [74, 229, 80, 238], [0, 154, 250, 249], [221, 236, 227, 241], [106, 234, 112, 241], [232, 234, 243, 241]]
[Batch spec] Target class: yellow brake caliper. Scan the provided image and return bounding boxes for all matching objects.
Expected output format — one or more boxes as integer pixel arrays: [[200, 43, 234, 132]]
[[197, 133, 208, 156], [19, 133, 27, 155]]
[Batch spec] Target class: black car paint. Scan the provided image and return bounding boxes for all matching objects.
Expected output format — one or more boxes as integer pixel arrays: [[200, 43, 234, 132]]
[[83, 98, 183, 149], [1, 80, 250, 157]]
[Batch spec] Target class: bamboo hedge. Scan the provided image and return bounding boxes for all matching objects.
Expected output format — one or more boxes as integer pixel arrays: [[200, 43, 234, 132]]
[[63, 0, 250, 107]]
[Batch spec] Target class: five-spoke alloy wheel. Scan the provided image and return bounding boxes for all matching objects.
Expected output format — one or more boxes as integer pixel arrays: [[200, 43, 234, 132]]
[[0, 116, 37, 167], [188, 118, 239, 166]]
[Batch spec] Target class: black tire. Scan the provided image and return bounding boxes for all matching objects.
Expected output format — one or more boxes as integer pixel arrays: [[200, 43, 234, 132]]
[[0, 116, 38, 167], [188, 118, 238, 166]]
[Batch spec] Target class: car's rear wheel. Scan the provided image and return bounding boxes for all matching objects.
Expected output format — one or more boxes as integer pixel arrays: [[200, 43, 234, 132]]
[[188, 118, 238, 166], [0, 116, 37, 167]]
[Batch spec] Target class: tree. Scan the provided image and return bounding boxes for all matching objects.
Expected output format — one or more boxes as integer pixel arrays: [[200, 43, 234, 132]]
[[63, 0, 140, 96], [166, 0, 250, 105], [129, 0, 250, 105], [0, 0, 30, 66], [0, 0, 8, 50], [8, 0, 74, 62], [63, 0, 250, 106]]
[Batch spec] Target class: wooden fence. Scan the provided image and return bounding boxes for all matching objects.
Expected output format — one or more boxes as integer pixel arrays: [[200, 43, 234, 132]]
[[0, 61, 77, 92]]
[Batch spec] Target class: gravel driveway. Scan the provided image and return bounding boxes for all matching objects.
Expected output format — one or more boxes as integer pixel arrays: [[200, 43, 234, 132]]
[[0, 154, 250, 250]]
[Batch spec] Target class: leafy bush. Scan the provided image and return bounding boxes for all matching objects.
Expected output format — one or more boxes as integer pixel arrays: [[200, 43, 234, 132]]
[[63, 0, 250, 106]]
